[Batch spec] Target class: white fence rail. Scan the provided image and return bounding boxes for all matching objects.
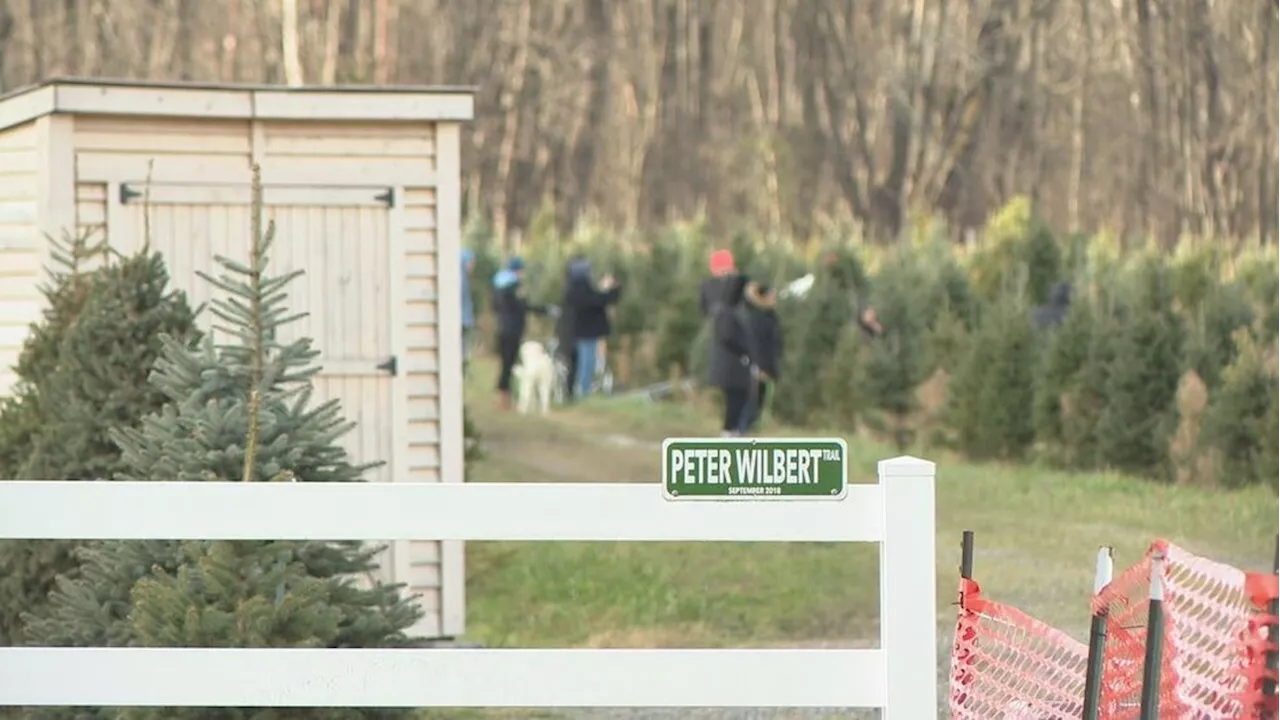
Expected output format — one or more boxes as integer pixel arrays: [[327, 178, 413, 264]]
[[0, 455, 938, 717]]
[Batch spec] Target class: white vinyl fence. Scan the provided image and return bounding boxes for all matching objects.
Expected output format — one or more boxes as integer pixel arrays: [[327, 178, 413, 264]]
[[0, 455, 937, 718]]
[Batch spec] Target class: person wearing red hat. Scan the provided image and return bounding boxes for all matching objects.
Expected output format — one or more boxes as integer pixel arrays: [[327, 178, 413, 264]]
[[700, 249, 736, 317]]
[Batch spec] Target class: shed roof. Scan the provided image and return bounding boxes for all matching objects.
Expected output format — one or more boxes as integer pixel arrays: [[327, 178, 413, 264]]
[[0, 77, 476, 133]]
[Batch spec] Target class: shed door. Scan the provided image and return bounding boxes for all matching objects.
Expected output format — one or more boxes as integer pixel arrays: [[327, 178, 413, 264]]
[[112, 183, 399, 581]]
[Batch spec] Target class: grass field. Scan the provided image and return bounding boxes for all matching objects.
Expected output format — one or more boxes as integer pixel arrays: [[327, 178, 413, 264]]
[[464, 359, 1275, 643], [435, 358, 1277, 717]]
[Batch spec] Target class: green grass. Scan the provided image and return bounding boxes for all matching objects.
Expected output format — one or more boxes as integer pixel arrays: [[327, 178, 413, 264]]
[[461, 358, 1277, 652]]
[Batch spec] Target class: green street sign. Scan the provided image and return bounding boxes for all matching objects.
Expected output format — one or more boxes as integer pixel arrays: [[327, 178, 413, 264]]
[[662, 437, 848, 500]]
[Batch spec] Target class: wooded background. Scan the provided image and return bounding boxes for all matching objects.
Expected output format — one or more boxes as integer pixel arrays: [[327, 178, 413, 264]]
[[1, 0, 1275, 245]]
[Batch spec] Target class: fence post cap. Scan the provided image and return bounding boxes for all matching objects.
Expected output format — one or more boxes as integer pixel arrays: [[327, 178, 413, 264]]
[[877, 455, 936, 478]]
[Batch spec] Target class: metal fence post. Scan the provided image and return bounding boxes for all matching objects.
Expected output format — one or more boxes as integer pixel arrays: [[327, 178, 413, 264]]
[[1082, 546, 1114, 720], [1137, 550, 1166, 720]]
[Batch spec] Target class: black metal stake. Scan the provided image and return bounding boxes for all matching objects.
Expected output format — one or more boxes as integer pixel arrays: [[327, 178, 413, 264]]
[[1082, 546, 1113, 720], [1137, 551, 1166, 720], [960, 530, 975, 582], [1264, 534, 1279, 718]]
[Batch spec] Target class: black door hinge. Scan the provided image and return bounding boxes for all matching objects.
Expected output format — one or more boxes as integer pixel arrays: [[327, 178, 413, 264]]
[[119, 183, 143, 205], [376, 355, 398, 376], [374, 188, 395, 208]]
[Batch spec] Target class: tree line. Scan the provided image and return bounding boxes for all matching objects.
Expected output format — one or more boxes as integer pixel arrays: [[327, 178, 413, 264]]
[[0, 0, 1275, 245]]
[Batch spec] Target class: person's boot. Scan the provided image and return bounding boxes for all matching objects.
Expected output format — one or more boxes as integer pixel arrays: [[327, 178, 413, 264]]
[[498, 390, 513, 411]]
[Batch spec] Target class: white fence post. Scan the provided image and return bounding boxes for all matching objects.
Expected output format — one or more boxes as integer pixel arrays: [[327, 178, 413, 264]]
[[878, 455, 938, 720]]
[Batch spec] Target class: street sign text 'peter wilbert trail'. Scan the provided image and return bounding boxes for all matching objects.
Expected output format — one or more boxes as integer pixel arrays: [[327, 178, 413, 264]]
[[662, 437, 848, 500]]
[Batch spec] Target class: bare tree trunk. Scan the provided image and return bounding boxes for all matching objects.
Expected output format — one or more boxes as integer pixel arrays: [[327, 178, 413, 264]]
[[1067, 0, 1091, 232], [1257, 1, 1278, 244], [320, 0, 344, 84], [219, 0, 240, 80], [1134, 0, 1163, 242], [0, 3, 14, 92], [373, 0, 386, 82], [23, 0, 44, 79], [146, 2, 180, 78], [492, 0, 533, 246], [565, 0, 611, 223], [281, 0, 305, 86]]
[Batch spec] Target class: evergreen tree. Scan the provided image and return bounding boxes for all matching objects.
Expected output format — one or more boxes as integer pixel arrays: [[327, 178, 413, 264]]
[[1096, 261, 1185, 478], [0, 237, 197, 646], [0, 233, 105, 480], [816, 324, 872, 430], [1058, 303, 1120, 469], [23, 167, 420, 720], [773, 267, 857, 426], [1199, 329, 1278, 489], [1033, 296, 1095, 465], [947, 292, 1038, 460], [860, 254, 932, 449], [1184, 281, 1255, 388], [1262, 379, 1279, 490], [1024, 221, 1062, 306], [23, 250, 201, 481]]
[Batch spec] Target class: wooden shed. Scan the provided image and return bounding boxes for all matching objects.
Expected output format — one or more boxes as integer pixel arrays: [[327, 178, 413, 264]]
[[0, 78, 474, 641]]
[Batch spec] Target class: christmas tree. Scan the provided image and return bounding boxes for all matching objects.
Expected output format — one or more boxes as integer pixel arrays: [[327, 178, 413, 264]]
[[859, 253, 932, 449], [1033, 293, 1096, 466], [23, 166, 421, 720], [772, 250, 864, 425], [0, 232, 105, 480], [1058, 302, 1120, 470], [0, 235, 197, 645], [1096, 260, 1185, 479], [947, 291, 1037, 460], [1262, 378, 1279, 489], [1199, 329, 1278, 489]]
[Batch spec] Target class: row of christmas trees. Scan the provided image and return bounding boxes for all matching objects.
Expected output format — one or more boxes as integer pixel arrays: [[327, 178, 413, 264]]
[[0, 168, 421, 719], [464, 199, 1278, 489]]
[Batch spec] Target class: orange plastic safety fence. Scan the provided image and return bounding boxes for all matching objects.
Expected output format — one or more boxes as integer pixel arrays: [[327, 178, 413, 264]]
[[1242, 571, 1279, 719], [949, 577, 1089, 719], [1093, 540, 1260, 719]]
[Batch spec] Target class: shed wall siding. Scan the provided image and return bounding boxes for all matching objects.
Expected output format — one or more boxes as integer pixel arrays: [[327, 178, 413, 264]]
[[0, 121, 41, 398], [258, 121, 438, 187], [74, 116, 253, 185], [402, 187, 443, 616]]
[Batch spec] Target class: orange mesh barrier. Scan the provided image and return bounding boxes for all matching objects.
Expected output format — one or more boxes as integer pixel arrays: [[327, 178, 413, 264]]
[[1093, 540, 1261, 719], [949, 577, 1089, 719], [1242, 571, 1279, 718]]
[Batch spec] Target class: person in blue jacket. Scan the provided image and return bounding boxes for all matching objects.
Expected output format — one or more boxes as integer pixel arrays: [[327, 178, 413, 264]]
[[492, 257, 554, 410]]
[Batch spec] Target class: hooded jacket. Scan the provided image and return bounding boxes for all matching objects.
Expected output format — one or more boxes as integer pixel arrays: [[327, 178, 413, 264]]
[[707, 274, 755, 389], [564, 259, 621, 341], [744, 282, 782, 380], [491, 265, 543, 339], [460, 249, 475, 329]]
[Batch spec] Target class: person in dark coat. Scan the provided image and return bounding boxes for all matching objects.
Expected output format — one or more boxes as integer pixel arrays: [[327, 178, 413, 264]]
[[564, 258, 622, 399], [739, 281, 783, 433], [491, 256, 551, 410], [1033, 282, 1072, 329], [707, 273, 756, 437], [555, 256, 584, 401]]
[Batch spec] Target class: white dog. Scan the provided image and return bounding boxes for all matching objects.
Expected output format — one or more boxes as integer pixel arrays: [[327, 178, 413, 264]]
[[514, 340, 556, 415]]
